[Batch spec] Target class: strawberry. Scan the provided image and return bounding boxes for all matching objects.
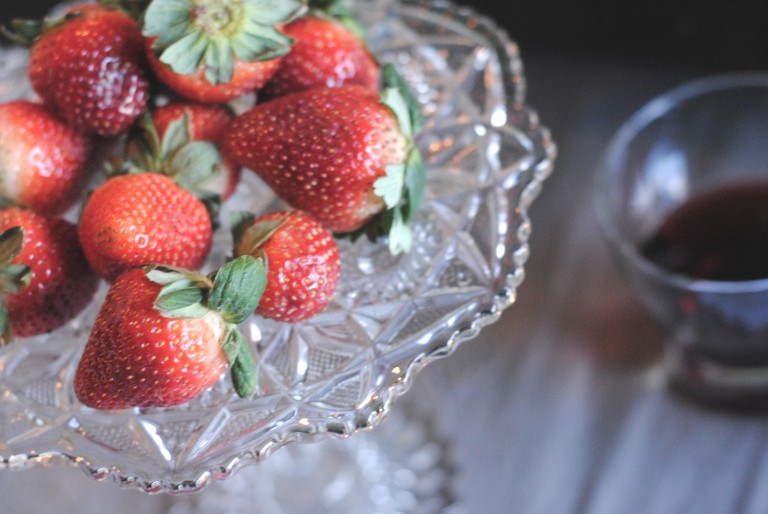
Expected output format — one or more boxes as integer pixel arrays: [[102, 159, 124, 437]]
[[77, 173, 214, 282], [0, 100, 94, 217], [232, 210, 340, 322], [142, 0, 305, 103], [0, 207, 98, 343], [151, 102, 241, 200], [74, 257, 266, 409], [224, 65, 426, 254], [13, 4, 151, 136], [259, 11, 379, 100]]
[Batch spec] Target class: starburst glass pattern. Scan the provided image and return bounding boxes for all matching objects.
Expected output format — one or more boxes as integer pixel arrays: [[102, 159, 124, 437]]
[[0, 0, 555, 492]]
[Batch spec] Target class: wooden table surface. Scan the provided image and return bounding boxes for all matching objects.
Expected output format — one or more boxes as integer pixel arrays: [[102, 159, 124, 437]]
[[2, 5, 768, 513]]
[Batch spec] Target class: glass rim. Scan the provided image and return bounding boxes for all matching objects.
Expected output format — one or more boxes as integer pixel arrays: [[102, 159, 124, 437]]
[[595, 71, 768, 295]]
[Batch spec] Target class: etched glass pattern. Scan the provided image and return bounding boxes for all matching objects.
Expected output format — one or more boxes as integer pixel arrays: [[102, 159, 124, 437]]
[[0, 0, 554, 492]]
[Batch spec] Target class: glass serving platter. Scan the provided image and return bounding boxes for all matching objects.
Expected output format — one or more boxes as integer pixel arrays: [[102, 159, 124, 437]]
[[0, 0, 555, 493]]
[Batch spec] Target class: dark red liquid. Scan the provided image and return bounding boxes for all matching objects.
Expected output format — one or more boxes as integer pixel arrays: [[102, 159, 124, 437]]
[[640, 182, 768, 281]]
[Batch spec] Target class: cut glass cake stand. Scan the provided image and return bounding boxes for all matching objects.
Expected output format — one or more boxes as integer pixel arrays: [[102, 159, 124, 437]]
[[0, 0, 555, 494]]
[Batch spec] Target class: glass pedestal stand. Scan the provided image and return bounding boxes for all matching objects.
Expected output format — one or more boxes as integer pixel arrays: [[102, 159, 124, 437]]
[[169, 402, 458, 514], [0, 0, 554, 498]]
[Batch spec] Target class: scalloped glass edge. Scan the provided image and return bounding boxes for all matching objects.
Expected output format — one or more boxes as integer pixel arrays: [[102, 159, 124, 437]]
[[0, 0, 556, 493]]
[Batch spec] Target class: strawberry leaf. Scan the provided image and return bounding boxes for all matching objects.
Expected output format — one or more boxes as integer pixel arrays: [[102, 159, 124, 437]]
[[209, 255, 267, 324], [97, 0, 152, 20], [374, 163, 406, 210], [230, 211, 258, 247], [307, 0, 366, 41], [120, 113, 163, 174], [145, 264, 210, 286], [0, 226, 25, 270], [159, 30, 209, 76], [233, 217, 284, 256], [119, 112, 225, 224], [146, 264, 212, 318], [144, 0, 304, 85], [168, 141, 222, 190], [224, 327, 258, 398], [159, 113, 191, 159], [363, 64, 427, 255], [0, 265, 32, 294], [0, 19, 43, 47], [0, 227, 31, 297], [195, 190, 223, 232], [403, 147, 425, 223], [382, 64, 424, 135], [204, 38, 235, 86], [0, 306, 11, 346], [388, 208, 413, 255], [154, 287, 208, 318]]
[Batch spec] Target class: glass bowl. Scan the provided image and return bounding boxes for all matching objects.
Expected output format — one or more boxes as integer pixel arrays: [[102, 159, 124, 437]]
[[595, 72, 768, 409], [0, 0, 555, 492]]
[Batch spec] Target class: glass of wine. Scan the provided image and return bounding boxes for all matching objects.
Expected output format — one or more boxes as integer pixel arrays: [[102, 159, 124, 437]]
[[595, 73, 768, 410]]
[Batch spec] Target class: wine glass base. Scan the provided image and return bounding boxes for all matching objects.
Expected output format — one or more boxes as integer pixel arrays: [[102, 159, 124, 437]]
[[168, 404, 460, 514], [664, 345, 768, 413]]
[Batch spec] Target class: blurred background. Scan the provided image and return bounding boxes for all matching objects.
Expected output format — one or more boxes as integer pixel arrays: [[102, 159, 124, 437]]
[[4, 0, 768, 71]]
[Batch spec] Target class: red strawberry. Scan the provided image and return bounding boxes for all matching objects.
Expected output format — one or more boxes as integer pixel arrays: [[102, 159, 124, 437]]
[[225, 65, 425, 254], [77, 173, 213, 282], [21, 4, 150, 136], [142, 0, 305, 103], [151, 102, 241, 199], [74, 257, 265, 409], [232, 210, 340, 322], [0, 207, 98, 342], [260, 14, 379, 100], [0, 100, 94, 217]]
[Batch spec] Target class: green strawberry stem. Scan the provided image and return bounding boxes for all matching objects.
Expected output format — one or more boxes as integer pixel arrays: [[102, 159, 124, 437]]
[[342, 64, 426, 255], [109, 112, 224, 227], [116, 112, 224, 192], [308, 0, 366, 41], [143, 0, 306, 85], [0, 308, 11, 346], [209, 255, 267, 324], [230, 212, 284, 257], [97, 0, 152, 20], [145, 256, 267, 399], [224, 327, 258, 398], [0, 227, 25, 269], [0, 14, 70, 47], [0, 226, 31, 345]]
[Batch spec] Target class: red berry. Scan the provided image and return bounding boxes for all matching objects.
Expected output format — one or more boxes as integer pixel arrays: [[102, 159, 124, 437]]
[[146, 43, 282, 104], [0, 100, 93, 217], [141, 0, 303, 103], [151, 102, 241, 199], [28, 5, 150, 136], [260, 15, 380, 100], [78, 173, 213, 282], [233, 210, 340, 322], [225, 85, 406, 233], [74, 268, 228, 409], [0, 207, 98, 339]]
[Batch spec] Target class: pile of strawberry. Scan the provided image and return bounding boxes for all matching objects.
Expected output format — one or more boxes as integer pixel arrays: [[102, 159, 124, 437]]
[[0, 0, 424, 410]]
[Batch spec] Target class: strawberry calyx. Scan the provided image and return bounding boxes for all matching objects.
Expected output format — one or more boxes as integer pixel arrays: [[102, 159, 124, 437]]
[[143, 0, 305, 86], [108, 112, 224, 223], [144, 255, 266, 398], [230, 211, 284, 258], [0, 226, 31, 345], [2, 3, 142, 48], [0, 14, 71, 47], [307, 0, 365, 40], [97, 0, 152, 20], [341, 64, 425, 255]]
